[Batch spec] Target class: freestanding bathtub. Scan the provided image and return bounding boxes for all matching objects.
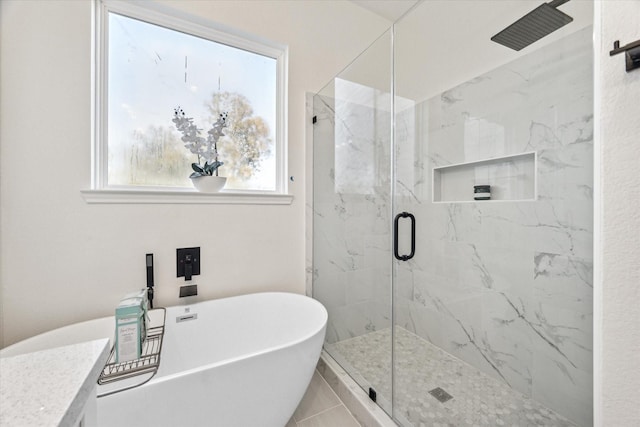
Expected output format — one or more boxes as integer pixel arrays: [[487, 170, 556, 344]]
[[0, 292, 328, 427]]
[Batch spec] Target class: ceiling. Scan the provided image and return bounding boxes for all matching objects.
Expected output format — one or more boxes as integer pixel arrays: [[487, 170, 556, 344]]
[[350, 0, 419, 22], [341, 0, 593, 102]]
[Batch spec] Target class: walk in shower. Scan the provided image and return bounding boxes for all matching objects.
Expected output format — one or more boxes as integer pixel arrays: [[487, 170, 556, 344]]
[[312, 1, 593, 426]]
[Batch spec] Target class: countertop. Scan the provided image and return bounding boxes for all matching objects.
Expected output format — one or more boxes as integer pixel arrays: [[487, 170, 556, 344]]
[[0, 338, 110, 427]]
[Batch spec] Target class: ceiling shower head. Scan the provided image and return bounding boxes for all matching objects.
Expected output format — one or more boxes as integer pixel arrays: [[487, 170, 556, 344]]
[[491, 0, 573, 51]]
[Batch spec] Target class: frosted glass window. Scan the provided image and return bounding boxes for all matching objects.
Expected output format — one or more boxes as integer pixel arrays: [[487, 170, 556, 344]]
[[98, 4, 285, 192]]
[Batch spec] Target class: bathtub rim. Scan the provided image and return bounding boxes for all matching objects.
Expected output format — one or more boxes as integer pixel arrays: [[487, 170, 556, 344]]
[[148, 292, 328, 385], [1, 292, 328, 380]]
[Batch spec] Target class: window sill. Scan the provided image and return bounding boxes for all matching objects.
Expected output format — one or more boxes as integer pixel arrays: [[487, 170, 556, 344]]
[[80, 189, 294, 205]]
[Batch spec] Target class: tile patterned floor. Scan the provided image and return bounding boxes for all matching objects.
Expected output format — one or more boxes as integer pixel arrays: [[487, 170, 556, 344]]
[[328, 327, 576, 427], [288, 370, 361, 427]]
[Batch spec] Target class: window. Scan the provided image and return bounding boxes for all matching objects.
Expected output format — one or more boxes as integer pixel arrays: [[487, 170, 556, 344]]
[[93, 1, 287, 194]]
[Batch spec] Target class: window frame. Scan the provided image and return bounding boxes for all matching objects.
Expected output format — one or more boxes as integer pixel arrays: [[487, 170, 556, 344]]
[[90, 0, 289, 200]]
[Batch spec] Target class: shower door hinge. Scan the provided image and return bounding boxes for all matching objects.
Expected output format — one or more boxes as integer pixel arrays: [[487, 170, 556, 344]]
[[368, 387, 377, 402], [312, 115, 317, 124]]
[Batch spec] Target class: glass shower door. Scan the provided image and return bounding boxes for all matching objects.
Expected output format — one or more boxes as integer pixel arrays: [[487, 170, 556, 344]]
[[392, 1, 594, 426], [312, 30, 394, 415]]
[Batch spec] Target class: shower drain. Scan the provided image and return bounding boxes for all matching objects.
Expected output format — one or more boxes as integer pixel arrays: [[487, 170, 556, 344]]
[[429, 387, 453, 403]]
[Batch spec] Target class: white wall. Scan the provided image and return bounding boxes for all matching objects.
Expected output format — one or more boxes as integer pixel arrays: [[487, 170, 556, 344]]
[[597, 1, 640, 425], [0, 0, 390, 347]]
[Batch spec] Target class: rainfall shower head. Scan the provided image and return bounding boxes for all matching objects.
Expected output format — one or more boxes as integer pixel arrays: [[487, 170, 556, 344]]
[[491, 0, 573, 51]]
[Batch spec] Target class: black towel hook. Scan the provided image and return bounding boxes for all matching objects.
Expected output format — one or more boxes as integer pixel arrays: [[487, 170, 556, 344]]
[[610, 39, 640, 72]]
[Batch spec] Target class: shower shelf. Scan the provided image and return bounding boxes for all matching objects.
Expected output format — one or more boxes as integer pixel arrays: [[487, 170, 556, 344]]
[[97, 307, 166, 394], [432, 152, 536, 203]]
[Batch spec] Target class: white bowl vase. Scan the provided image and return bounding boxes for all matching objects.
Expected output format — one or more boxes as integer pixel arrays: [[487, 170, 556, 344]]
[[191, 176, 227, 193]]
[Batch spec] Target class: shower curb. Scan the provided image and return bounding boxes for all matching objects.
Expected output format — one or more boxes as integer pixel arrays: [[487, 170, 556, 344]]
[[317, 351, 398, 427]]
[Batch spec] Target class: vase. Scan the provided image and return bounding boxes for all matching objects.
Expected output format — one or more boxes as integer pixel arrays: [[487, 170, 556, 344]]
[[191, 176, 227, 193]]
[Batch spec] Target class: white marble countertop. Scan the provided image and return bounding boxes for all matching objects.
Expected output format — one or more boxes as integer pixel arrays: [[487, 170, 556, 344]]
[[0, 338, 110, 427]]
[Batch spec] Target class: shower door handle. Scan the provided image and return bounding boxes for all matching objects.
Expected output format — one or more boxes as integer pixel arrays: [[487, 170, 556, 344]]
[[394, 212, 415, 261]]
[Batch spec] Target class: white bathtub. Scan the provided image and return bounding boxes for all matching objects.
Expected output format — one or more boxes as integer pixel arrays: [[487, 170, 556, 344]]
[[1, 292, 327, 427]]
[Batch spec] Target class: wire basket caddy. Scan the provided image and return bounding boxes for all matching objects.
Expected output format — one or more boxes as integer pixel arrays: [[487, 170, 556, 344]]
[[97, 308, 166, 394]]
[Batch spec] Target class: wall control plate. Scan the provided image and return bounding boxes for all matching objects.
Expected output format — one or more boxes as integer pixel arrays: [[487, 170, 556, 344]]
[[177, 247, 200, 279]]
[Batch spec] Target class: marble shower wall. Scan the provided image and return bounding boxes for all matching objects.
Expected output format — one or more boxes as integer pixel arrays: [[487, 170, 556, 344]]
[[394, 27, 593, 426], [312, 78, 393, 346]]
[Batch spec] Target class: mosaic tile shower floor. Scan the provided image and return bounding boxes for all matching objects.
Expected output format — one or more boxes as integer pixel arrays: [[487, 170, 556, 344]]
[[327, 327, 576, 427]]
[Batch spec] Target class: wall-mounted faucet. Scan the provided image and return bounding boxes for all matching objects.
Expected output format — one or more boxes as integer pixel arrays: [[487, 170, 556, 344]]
[[179, 284, 198, 298], [177, 247, 200, 300]]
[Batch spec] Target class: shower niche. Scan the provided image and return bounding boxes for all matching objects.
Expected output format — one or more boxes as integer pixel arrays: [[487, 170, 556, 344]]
[[312, 2, 593, 426], [432, 152, 536, 203]]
